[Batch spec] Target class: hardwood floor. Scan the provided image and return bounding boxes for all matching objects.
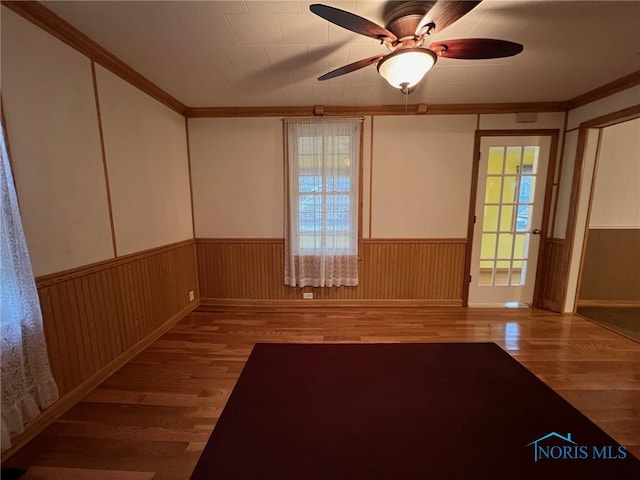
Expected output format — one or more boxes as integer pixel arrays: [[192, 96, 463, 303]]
[[4, 306, 640, 480], [577, 306, 640, 342]]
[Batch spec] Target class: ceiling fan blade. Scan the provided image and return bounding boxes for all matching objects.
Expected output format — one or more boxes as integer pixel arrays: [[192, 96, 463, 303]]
[[429, 38, 523, 59], [318, 55, 385, 81], [310, 4, 397, 42], [416, 1, 483, 36]]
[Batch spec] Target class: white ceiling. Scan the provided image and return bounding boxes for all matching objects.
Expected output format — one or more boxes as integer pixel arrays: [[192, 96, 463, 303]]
[[41, 0, 640, 108]]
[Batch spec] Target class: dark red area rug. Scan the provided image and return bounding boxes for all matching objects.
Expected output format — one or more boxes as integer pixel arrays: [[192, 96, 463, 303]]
[[0, 468, 26, 479], [190, 343, 640, 479]]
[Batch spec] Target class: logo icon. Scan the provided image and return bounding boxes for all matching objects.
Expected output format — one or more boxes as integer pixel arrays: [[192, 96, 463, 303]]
[[526, 432, 627, 462]]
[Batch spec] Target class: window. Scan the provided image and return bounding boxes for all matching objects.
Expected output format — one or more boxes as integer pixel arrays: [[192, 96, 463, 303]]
[[296, 133, 356, 254], [284, 118, 361, 287]]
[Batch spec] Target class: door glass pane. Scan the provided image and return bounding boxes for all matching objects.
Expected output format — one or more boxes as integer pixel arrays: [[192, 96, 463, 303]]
[[505, 147, 522, 174], [511, 265, 524, 285], [498, 234, 513, 259], [500, 206, 514, 231], [513, 234, 527, 259], [488, 148, 504, 174], [485, 177, 502, 204], [480, 234, 497, 259], [516, 206, 532, 231], [495, 260, 510, 285], [519, 176, 536, 203], [484, 206, 499, 231], [523, 147, 539, 173], [502, 176, 518, 203], [479, 260, 494, 286]]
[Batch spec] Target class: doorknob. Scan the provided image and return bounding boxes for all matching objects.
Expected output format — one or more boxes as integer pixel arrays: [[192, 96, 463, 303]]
[[532, 229, 542, 235]]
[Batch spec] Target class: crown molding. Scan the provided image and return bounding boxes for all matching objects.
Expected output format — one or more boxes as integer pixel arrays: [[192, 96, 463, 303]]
[[3, 2, 638, 119], [564, 70, 640, 111], [185, 102, 566, 118], [579, 104, 640, 129], [2, 0, 187, 116]]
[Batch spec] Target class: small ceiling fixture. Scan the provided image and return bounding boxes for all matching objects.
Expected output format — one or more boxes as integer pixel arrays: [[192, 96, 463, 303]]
[[310, 1, 523, 95], [377, 48, 437, 94]]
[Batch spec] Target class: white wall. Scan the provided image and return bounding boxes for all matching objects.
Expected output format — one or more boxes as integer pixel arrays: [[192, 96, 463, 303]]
[[1, 8, 113, 276], [2, 6, 194, 275], [189, 117, 284, 238], [370, 115, 476, 238], [589, 118, 640, 228], [95, 66, 193, 255]]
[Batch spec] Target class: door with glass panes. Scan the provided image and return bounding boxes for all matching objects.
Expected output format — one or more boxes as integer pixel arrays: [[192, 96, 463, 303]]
[[468, 136, 551, 306]]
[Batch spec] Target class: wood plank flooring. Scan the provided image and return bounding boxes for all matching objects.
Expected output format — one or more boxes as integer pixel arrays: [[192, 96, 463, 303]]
[[3, 306, 640, 480], [577, 306, 640, 342]]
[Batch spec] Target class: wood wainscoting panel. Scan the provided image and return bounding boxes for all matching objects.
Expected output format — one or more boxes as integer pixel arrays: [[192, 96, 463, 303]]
[[2, 241, 199, 459], [579, 229, 640, 302], [36, 240, 198, 398], [538, 238, 566, 312], [196, 238, 467, 304], [361, 240, 466, 300]]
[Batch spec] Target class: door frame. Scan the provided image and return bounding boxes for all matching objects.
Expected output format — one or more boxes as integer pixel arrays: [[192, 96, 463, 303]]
[[561, 105, 640, 312], [463, 129, 560, 307]]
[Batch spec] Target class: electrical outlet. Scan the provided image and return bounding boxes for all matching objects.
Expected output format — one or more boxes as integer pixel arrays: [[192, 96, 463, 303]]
[[189, 290, 195, 301], [303, 292, 313, 299]]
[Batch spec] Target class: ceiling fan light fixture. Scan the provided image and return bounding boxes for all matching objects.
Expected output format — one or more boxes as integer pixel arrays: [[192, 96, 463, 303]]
[[377, 48, 437, 91]]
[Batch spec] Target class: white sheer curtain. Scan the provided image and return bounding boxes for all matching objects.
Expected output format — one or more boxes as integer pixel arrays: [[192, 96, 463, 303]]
[[284, 118, 360, 287], [1, 120, 58, 451]]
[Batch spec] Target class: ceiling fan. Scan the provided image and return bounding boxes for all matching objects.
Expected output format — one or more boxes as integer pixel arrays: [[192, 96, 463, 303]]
[[310, 1, 523, 94]]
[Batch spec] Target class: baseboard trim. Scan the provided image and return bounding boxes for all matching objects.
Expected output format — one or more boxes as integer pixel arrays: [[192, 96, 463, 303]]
[[199, 298, 462, 309], [1, 299, 199, 461], [576, 300, 640, 308]]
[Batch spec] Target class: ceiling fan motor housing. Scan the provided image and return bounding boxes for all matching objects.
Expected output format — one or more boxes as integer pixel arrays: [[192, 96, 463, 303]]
[[387, 14, 425, 40], [385, 2, 435, 40]]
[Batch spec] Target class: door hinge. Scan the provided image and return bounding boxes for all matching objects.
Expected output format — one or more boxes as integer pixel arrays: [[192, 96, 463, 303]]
[[473, 215, 477, 224], [477, 151, 481, 161], [469, 275, 472, 283]]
